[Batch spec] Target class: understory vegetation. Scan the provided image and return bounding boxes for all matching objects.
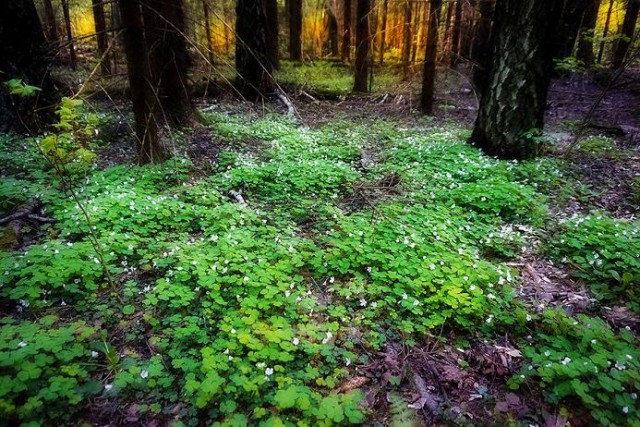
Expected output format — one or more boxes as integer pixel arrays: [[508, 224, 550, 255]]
[[1, 103, 639, 426]]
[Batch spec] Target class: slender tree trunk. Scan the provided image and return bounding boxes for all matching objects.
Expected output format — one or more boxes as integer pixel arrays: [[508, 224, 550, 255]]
[[0, 0, 58, 133], [92, 0, 110, 74], [597, 0, 614, 63], [576, 0, 601, 66], [469, 0, 565, 160], [142, 0, 193, 127], [450, 0, 462, 66], [411, 1, 423, 63], [471, 0, 494, 94], [111, 1, 120, 74], [402, 0, 413, 78], [342, 0, 352, 60], [236, 0, 273, 100], [421, 0, 442, 114], [202, 0, 215, 65], [556, 0, 590, 59], [459, 0, 474, 60], [327, 5, 340, 56], [612, 0, 640, 68], [289, 0, 302, 60], [265, 0, 279, 69], [118, 0, 167, 164], [61, 0, 76, 69], [378, 0, 388, 63], [439, 0, 454, 62], [42, 0, 59, 43], [353, 0, 371, 91]]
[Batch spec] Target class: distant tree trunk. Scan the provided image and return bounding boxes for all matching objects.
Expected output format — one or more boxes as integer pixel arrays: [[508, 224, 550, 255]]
[[576, 0, 601, 66], [265, 0, 279, 69], [327, 5, 340, 56], [0, 0, 58, 133], [378, 0, 388, 63], [111, 1, 121, 74], [289, 0, 302, 60], [402, 0, 412, 78], [597, 0, 614, 63], [202, 0, 215, 65], [471, 0, 494, 94], [342, 0, 352, 60], [469, 0, 564, 160], [92, 0, 110, 74], [459, 0, 474, 60], [411, 1, 423, 63], [421, 0, 442, 114], [439, 0, 455, 62], [353, 0, 371, 92], [142, 0, 193, 127], [42, 0, 59, 43], [61, 0, 76, 69], [236, 0, 273, 100], [555, 0, 590, 59], [450, 0, 462, 66], [612, 0, 640, 68]]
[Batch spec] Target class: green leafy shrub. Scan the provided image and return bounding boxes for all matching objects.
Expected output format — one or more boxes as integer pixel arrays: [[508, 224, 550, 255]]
[[511, 310, 640, 426]]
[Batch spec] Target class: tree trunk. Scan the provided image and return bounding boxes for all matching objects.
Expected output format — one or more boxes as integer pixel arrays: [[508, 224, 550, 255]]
[[576, 0, 601, 66], [471, 0, 494, 95], [92, 0, 110, 74], [202, 0, 215, 65], [439, 0, 455, 62], [555, 0, 590, 59], [141, 0, 193, 127], [0, 0, 58, 133], [42, 0, 59, 43], [353, 0, 371, 92], [265, 0, 279, 69], [61, 0, 76, 69], [402, 0, 413, 78], [597, 0, 614, 63], [459, 0, 474, 60], [236, 0, 274, 100], [421, 0, 442, 114], [289, 0, 302, 60], [342, 0, 352, 60], [378, 0, 388, 64], [118, 0, 167, 164], [469, 0, 564, 160], [327, 5, 340, 56], [612, 0, 640, 68], [450, 0, 462, 66], [111, 0, 121, 74]]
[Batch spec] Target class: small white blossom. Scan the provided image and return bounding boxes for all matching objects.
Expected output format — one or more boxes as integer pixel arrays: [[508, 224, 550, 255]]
[[265, 367, 274, 376], [292, 337, 300, 346], [17, 341, 27, 348], [91, 351, 99, 358], [140, 370, 149, 379], [561, 357, 571, 365], [104, 384, 113, 392]]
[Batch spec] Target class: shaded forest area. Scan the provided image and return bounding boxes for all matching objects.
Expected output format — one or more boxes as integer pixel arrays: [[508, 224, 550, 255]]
[[1, 0, 640, 426]]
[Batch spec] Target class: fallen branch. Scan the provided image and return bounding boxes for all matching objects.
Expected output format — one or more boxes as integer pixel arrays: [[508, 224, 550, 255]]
[[228, 189, 246, 206], [275, 87, 296, 117], [0, 200, 54, 225]]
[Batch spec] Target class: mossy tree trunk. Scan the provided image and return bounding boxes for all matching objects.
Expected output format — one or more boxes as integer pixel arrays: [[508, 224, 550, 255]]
[[420, 0, 442, 114], [469, 0, 564, 160], [353, 0, 371, 92]]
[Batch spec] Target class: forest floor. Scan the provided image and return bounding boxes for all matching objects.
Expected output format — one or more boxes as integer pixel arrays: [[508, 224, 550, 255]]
[[1, 63, 639, 426]]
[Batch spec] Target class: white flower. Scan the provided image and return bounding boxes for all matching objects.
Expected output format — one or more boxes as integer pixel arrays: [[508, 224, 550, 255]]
[[285, 291, 291, 297], [265, 367, 274, 376], [256, 362, 266, 369], [631, 393, 637, 400], [371, 301, 378, 308], [622, 406, 629, 414], [17, 341, 27, 348], [140, 370, 149, 379], [429, 264, 436, 270], [91, 351, 99, 358], [104, 383, 113, 392], [526, 314, 532, 322], [345, 358, 351, 366], [329, 277, 335, 284], [360, 298, 367, 307], [402, 293, 408, 300], [292, 337, 300, 346], [243, 276, 250, 282], [412, 300, 419, 306], [469, 285, 476, 291], [366, 267, 372, 273], [561, 357, 571, 365], [230, 328, 236, 334], [322, 331, 333, 344]]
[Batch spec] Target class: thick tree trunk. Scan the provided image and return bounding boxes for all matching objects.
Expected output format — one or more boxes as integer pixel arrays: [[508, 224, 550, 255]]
[[378, 0, 388, 64], [471, 0, 494, 95], [469, 0, 564, 160], [265, 0, 279, 69], [353, 0, 371, 92], [92, 0, 110, 75], [118, 0, 167, 164], [61, 0, 76, 69], [342, 0, 352, 60], [576, 0, 601, 66], [202, 0, 215, 65], [597, 0, 614, 63], [555, 0, 590, 59], [421, 0, 442, 114], [289, 0, 302, 60], [612, 0, 640, 68], [402, 0, 412, 78], [42, 0, 59, 43], [450, 0, 462, 66], [236, 0, 274, 100], [0, 0, 58, 133], [141, 0, 193, 127]]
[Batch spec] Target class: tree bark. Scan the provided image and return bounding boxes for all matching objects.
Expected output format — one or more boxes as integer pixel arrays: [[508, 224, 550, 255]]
[[469, 0, 565, 160], [421, 0, 442, 114], [555, 0, 590, 59], [576, 0, 601, 66], [342, 0, 352, 60], [202, 0, 215, 65], [597, 0, 614, 63], [471, 0, 494, 95], [402, 0, 413, 78], [118, 0, 167, 164], [378, 0, 388, 64], [450, 0, 462, 66], [265, 0, 279, 69], [92, 0, 110, 75], [0, 0, 58, 133], [141, 0, 193, 127], [61, 0, 76, 70], [42, 0, 59, 43], [353, 0, 371, 92], [236, 0, 274, 100], [612, 0, 640, 68], [289, 0, 302, 60], [327, 5, 340, 56]]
